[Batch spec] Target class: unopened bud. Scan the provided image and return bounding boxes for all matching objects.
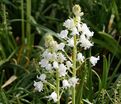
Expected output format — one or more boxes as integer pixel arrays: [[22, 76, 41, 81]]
[[72, 4, 81, 16], [44, 34, 58, 51], [44, 34, 54, 47]]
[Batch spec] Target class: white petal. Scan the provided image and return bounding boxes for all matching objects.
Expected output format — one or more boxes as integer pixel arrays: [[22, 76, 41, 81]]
[[48, 91, 58, 102], [46, 64, 52, 70], [90, 56, 100, 66], [59, 64, 67, 77], [63, 18, 75, 29], [81, 23, 94, 39], [39, 59, 49, 68], [58, 30, 68, 39], [66, 61, 72, 69], [77, 53, 85, 62], [57, 53, 66, 63], [79, 34, 93, 50], [71, 27, 79, 36], [34, 81, 43, 92], [67, 37, 74, 47], [37, 74, 46, 82], [53, 61, 59, 69], [57, 43, 65, 51], [62, 80, 70, 89], [68, 77, 79, 87]]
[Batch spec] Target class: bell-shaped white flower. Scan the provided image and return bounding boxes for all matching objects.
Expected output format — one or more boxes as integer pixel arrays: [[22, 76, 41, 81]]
[[46, 63, 52, 71], [48, 91, 58, 102], [39, 59, 49, 68], [77, 23, 82, 32], [66, 61, 72, 69], [68, 77, 79, 87], [59, 64, 67, 77], [62, 80, 70, 89], [34, 81, 43, 92], [58, 30, 68, 39], [57, 43, 65, 51], [42, 50, 52, 59], [81, 23, 94, 39], [37, 74, 46, 82], [79, 34, 93, 50], [90, 56, 100, 66], [57, 53, 66, 63], [67, 37, 74, 47], [53, 61, 59, 69], [63, 18, 75, 30], [77, 53, 85, 62], [50, 52, 57, 62], [71, 27, 79, 36]]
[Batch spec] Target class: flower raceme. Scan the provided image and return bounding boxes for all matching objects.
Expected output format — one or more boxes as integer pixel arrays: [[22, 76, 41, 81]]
[[34, 4, 99, 103]]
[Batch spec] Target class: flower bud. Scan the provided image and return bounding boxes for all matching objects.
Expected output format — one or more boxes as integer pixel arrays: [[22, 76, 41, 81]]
[[44, 34, 54, 47], [72, 4, 81, 16], [44, 34, 58, 51]]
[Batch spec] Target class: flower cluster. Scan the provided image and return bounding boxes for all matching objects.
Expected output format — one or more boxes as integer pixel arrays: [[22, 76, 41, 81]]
[[58, 5, 94, 50], [34, 34, 79, 102], [34, 4, 99, 103]]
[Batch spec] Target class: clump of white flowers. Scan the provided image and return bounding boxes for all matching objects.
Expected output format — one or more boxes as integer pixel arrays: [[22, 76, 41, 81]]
[[34, 4, 99, 104]]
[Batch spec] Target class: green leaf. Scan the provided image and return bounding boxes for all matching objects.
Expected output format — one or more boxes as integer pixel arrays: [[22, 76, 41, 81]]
[[93, 31, 121, 59], [0, 49, 17, 67]]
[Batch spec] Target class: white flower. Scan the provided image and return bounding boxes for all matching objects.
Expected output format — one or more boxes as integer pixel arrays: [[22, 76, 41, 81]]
[[79, 34, 93, 50], [77, 23, 82, 32], [66, 61, 72, 69], [48, 91, 58, 102], [62, 80, 70, 89], [71, 27, 79, 35], [81, 23, 94, 39], [46, 63, 52, 70], [77, 53, 85, 62], [37, 74, 46, 82], [53, 61, 59, 69], [57, 53, 66, 63], [42, 50, 53, 61], [45, 53, 52, 60], [34, 81, 43, 92], [57, 43, 65, 51], [50, 52, 57, 62], [58, 30, 68, 39], [68, 77, 79, 87], [63, 18, 75, 29], [59, 64, 67, 77], [67, 37, 74, 47], [90, 56, 100, 66], [42, 50, 48, 57], [39, 59, 49, 68]]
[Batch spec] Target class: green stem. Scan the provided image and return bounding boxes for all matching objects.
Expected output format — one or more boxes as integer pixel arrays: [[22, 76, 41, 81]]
[[21, 0, 25, 44], [2, 4, 7, 33], [2, 4, 14, 51], [87, 49, 93, 100], [72, 35, 77, 104], [56, 69, 60, 104], [26, 0, 31, 56]]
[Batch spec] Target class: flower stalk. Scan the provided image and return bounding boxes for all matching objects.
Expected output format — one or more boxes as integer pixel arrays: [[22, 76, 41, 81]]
[[21, 0, 25, 44], [72, 35, 77, 104], [56, 69, 60, 104], [26, 0, 31, 57]]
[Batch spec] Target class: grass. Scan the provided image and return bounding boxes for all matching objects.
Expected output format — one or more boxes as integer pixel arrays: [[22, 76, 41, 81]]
[[0, 0, 121, 104]]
